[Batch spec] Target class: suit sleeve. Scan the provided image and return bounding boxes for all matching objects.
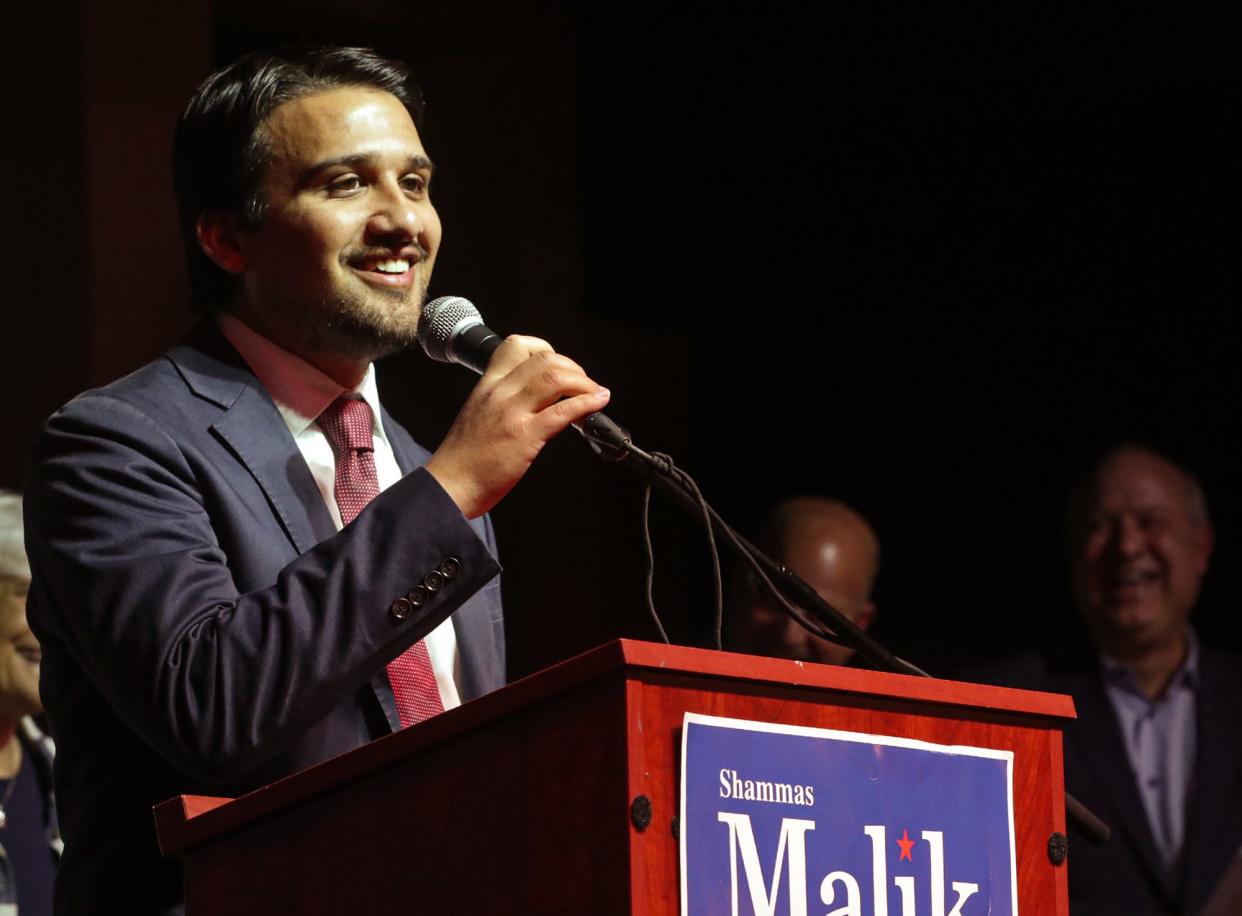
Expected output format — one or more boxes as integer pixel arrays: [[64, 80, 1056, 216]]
[[24, 392, 501, 783]]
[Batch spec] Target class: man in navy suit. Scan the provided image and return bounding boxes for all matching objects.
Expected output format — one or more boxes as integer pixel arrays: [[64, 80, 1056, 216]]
[[975, 445, 1242, 915], [23, 47, 611, 915]]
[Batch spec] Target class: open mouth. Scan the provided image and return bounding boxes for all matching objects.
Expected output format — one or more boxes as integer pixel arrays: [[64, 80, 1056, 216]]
[[348, 252, 421, 286], [369, 257, 410, 275], [1105, 568, 1161, 601]]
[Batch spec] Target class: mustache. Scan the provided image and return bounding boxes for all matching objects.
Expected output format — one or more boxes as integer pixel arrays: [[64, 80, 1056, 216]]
[[343, 242, 429, 265]]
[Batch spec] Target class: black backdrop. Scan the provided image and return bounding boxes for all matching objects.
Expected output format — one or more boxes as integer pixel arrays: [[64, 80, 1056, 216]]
[[6, 2, 1240, 679], [576, 6, 1242, 673]]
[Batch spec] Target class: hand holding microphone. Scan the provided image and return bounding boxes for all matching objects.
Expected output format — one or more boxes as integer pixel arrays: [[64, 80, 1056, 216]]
[[420, 297, 613, 519]]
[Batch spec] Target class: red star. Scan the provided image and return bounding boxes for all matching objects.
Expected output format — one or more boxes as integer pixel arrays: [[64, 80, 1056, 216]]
[[896, 828, 915, 861]]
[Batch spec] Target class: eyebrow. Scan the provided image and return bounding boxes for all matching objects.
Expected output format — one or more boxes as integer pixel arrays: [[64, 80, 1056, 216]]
[[297, 153, 435, 188]]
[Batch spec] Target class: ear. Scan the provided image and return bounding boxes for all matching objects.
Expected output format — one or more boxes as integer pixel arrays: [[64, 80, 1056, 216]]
[[1195, 521, 1215, 575], [853, 600, 877, 633], [196, 211, 249, 275]]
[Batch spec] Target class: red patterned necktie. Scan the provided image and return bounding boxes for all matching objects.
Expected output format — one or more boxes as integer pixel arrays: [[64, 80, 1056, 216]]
[[317, 396, 445, 727]]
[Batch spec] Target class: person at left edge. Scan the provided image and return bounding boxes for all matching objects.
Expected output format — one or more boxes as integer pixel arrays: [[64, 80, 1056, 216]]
[[0, 491, 59, 916], [22, 47, 611, 916]]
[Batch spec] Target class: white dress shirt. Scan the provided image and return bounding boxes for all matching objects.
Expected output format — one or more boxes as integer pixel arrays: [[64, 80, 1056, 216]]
[[218, 312, 462, 711], [1100, 630, 1199, 878]]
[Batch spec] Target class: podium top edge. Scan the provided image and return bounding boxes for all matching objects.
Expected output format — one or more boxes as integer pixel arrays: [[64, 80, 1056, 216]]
[[598, 639, 1077, 720]]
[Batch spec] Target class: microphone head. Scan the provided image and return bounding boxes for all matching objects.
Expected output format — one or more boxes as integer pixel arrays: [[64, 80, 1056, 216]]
[[418, 296, 482, 363]]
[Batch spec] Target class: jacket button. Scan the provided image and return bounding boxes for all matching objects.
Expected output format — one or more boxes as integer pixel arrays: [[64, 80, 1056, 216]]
[[439, 557, 461, 579], [423, 570, 445, 592], [390, 597, 413, 620], [408, 585, 430, 607]]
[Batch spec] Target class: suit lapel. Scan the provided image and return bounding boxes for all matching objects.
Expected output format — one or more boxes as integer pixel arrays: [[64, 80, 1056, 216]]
[[169, 328, 336, 555], [1180, 651, 1242, 905], [1068, 672, 1177, 901], [212, 388, 337, 553], [382, 406, 428, 474]]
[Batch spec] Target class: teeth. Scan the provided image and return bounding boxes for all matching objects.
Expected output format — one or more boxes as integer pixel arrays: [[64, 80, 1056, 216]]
[[373, 258, 409, 274]]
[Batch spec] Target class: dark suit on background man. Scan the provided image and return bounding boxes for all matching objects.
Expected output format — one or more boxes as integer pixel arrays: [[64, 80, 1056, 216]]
[[974, 641, 1242, 914]]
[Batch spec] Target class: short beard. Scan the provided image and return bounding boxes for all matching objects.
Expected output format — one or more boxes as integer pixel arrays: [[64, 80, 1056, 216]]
[[290, 278, 426, 364]]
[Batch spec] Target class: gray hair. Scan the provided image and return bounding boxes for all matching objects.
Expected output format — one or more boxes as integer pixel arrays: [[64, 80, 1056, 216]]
[[1066, 442, 1210, 545], [0, 490, 29, 580]]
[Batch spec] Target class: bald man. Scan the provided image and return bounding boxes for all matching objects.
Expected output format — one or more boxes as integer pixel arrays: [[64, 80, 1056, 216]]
[[726, 497, 879, 667]]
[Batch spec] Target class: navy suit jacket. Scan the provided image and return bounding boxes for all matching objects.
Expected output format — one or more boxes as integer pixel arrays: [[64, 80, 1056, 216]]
[[24, 326, 506, 915], [973, 643, 1242, 915]]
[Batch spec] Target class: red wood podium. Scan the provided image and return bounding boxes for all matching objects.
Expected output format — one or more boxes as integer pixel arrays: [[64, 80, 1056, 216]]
[[155, 640, 1075, 914]]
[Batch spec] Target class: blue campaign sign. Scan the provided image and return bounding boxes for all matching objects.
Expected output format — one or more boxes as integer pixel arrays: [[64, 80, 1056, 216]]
[[679, 713, 1016, 916]]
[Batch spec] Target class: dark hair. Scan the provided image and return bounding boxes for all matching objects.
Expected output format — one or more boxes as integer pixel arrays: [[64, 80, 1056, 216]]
[[173, 46, 425, 310]]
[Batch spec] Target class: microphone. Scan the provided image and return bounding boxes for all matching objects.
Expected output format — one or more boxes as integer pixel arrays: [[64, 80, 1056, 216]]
[[418, 296, 631, 457], [417, 295, 503, 374]]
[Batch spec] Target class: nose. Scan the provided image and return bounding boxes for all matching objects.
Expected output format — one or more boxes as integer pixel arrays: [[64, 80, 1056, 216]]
[[1108, 516, 1144, 559], [366, 180, 422, 246]]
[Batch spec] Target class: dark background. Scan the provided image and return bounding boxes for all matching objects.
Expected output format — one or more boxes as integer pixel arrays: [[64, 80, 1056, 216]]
[[4, 2, 1239, 679]]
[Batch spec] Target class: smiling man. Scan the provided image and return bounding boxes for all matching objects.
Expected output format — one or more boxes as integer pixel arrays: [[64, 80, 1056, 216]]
[[1070, 447, 1213, 699], [23, 47, 609, 915], [974, 444, 1242, 915]]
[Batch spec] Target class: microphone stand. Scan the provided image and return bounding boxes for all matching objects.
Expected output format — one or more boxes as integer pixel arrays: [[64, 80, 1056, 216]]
[[577, 415, 1111, 847]]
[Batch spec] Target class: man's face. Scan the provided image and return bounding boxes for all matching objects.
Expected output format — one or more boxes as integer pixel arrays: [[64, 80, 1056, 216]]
[[733, 535, 876, 667], [0, 576, 41, 722], [232, 87, 442, 362], [1072, 451, 1212, 657]]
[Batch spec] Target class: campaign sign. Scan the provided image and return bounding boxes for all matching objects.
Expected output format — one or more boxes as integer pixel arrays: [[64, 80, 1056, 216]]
[[680, 713, 1016, 916]]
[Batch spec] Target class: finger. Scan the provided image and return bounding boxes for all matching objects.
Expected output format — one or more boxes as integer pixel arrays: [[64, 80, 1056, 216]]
[[489, 351, 596, 412], [481, 334, 555, 377], [528, 387, 612, 440]]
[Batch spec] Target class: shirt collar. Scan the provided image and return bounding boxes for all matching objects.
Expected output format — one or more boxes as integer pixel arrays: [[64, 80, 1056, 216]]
[[1100, 627, 1200, 696], [216, 312, 391, 447]]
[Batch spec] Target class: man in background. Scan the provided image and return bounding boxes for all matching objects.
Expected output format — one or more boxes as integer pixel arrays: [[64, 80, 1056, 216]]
[[976, 444, 1242, 914], [726, 496, 879, 667], [0, 491, 58, 915]]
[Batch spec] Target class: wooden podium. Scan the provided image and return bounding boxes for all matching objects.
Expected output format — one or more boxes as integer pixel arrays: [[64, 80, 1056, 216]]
[[155, 640, 1075, 914]]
